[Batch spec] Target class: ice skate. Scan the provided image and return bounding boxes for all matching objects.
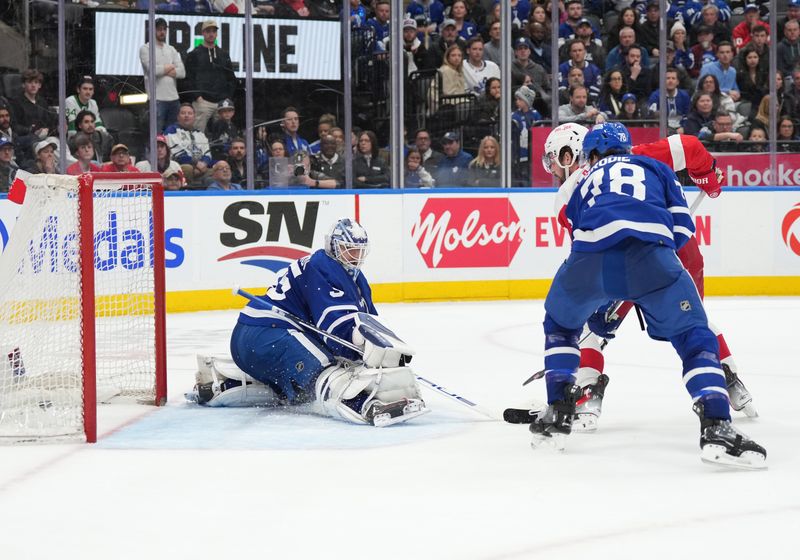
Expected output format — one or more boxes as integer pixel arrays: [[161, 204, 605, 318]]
[[365, 397, 429, 427], [723, 364, 758, 418], [694, 403, 767, 470], [572, 374, 609, 433], [530, 384, 581, 451]]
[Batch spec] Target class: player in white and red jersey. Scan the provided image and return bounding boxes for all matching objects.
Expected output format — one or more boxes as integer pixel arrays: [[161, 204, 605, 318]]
[[506, 124, 756, 430]]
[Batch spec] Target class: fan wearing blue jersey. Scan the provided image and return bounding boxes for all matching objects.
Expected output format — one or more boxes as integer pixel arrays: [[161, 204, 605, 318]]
[[187, 218, 428, 427], [530, 122, 766, 469]]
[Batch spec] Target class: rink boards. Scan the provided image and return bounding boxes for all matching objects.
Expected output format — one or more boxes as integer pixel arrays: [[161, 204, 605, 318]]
[[1, 187, 799, 311]]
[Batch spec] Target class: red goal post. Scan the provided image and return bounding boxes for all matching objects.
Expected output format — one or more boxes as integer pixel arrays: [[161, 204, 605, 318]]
[[0, 172, 167, 443]]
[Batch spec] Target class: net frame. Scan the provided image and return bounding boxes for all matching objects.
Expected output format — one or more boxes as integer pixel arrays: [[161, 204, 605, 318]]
[[0, 172, 166, 443]]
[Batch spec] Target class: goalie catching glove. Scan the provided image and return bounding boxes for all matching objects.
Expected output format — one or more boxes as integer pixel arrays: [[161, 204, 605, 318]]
[[351, 313, 415, 368]]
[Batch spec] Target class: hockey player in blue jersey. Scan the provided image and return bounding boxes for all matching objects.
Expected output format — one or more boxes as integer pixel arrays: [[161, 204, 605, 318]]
[[531, 122, 766, 469], [187, 218, 428, 427]]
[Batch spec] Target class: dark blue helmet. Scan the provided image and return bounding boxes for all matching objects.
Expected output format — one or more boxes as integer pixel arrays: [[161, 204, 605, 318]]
[[582, 122, 632, 161]]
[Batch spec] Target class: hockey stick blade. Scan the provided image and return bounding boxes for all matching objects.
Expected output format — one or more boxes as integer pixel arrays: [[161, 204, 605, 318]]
[[503, 407, 540, 424]]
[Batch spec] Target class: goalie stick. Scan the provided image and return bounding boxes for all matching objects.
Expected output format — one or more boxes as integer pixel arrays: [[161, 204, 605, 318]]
[[233, 287, 497, 420]]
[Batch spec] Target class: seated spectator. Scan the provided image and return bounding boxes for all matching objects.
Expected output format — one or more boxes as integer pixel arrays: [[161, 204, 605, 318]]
[[70, 110, 113, 163], [367, 0, 391, 51], [65, 76, 106, 135], [777, 20, 800, 78], [349, 0, 368, 27], [732, 4, 770, 51], [777, 116, 800, 152], [526, 21, 552, 73], [558, 66, 595, 106], [777, 1, 800, 42], [597, 69, 628, 119], [678, 0, 732, 27], [0, 104, 32, 162], [606, 7, 640, 52], [670, 22, 696, 78], [9, 69, 57, 147], [558, 85, 603, 125], [226, 137, 250, 187], [786, 67, 800, 122], [483, 19, 502, 66], [736, 46, 767, 108], [402, 18, 430, 73], [746, 123, 767, 152], [638, 1, 662, 61], [353, 130, 390, 188], [164, 103, 212, 184], [423, 19, 467, 70], [25, 137, 59, 175], [558, 0, 599, 45], [308, 114, 337, 155], [429, 44, 468, 113], [307, 134, 345, 189], [406, 0, 445, 33], [414, 128, 444, 168], [404, 148, 435, 188], [207, 160, 242, 191], [269, 136, 288, 159], [463, 36, 500, 96], [511, 85, 541, 185], [559, 17, 606, 70], [683, 92, 716, 138], [206, 98, 240, 162], [100, 144, 139, 173], [280, 106, 310, 157], [135, 134, 184, 183], [0, 137, 18, 192], [708, 111, 744, 150], [162, 167, 183, 191], [696, 74, 740, 127], [477, 77, 501, 124], [691, 4, 732, 45], [507, 0, 531, 31], [558, 39, 601, 102], [329, 127, 346, 156], [605, 28, 650, 72], [449, 0, 478, 42], [690, 26, 718, 78], [753, 75, 795, 127], [527, 4, 551, 44], [66, 134, 101, 175], [699, 41, 740, 102], [511, 38, 550, 105], [620, 45, 653, 100], [737, 24, 770, 73], [615, 93, 644, 126], [468, 135, 501, 187], [434, 131, 472, 187], [647, 68, 691, 133]]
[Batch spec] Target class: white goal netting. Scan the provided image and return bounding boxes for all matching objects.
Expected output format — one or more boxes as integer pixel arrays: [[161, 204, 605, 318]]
[[0, 173, 164, 442]]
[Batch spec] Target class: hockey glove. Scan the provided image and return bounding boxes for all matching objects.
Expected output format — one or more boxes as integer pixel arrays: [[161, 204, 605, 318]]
[[688, 159, 723, 199], [352, 313, 415, 368], [587, 302, 623, 340]]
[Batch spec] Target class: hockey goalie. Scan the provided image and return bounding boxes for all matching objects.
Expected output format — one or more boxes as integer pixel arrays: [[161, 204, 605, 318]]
[[186, 218, 429, 427]]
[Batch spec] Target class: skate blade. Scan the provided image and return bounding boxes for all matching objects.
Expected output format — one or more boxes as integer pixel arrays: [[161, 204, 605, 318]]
[[741, 402, 759, 418], [372, 403, 430, 427], [700, 444, 767, 470], [572, 412, 599, 433], [530, 432, 567, 452]]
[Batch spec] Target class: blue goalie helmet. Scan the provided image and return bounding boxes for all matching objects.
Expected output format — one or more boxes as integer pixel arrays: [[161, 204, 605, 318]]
[[582, 122, 632, 161], [325, 218, 370, 270]]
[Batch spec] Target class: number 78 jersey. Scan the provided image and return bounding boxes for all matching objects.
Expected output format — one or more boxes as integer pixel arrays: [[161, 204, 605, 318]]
[[567, 154, 695, 253]]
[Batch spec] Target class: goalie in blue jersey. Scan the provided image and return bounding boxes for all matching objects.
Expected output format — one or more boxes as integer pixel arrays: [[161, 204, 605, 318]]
[[531, 122, 766, 469], [187, 218, 428, 427]]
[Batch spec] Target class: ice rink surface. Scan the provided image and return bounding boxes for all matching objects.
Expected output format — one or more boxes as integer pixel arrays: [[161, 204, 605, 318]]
[[1, 297, 798, 560]]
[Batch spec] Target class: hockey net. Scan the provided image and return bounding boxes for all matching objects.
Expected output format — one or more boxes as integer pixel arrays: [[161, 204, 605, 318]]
[[0, 173, 166, 443]]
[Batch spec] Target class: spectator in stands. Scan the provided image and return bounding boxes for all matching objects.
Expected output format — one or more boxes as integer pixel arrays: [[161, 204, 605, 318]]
[[353, 130, 389, 188], [684, 93, 716, 137], [65, 76, 106, 136], [406, 0, 445, 33], [279, 106, 310, 157], [414, 129, 444, 168], [477, 77, 501, 125], [162, 167, 183, 191], [615, 93, 644, 126], [164, 103, 213, 184], [753, 75, 795, 126], [690, 26, 718, 78], [483, 20, 502, 66], [526, 21, 552, 73], [26, 137, 59, 175], [647, 68, 691, 134], [778, 20, 800, 78], [205, 98, 240, 161], [777, 116, 800, 152], [184, 19, 237, 132], [328, 127, 345, 156], [207, 160, 242, 190], [620, 45, 653, 100], [308, 114, 337, 155], [404, 148, 435, 188], [463, 36, 500, 96], [0, 104, 29, 158], [566, 18, 606, 70], [429, 44, 468, 111], [427, 18, 467, 69], [528, 5, 551, 42], [434, 131, 472, 187], [605, 28, 650, 72], [606, 7, 640, 52], [777, 1, 800, 42], [226, 137, 249, 186], [100, 144, 139, 173], [70, 110, 113, 163], [673, 1, 732, 27], [696, 74, 739, 126], [699, 41, 741, 101], [9, 69, 57, 147], [0, 137, 18, 192], [511, 85, 540, 187], [450, 0, 478, 41], [664, 42, 696, 92], [139, 18, 185, 134], [349, 0, 368, 27], [694, 4, 732, 45], [135, 134, 184, 183], [511, 38, 550, 106], [467, 135, 501, 187], [708, 111, 744, 150], [558, 0, 598, 45], [671, 22, 696, 77], [559, 39, 602, 101], [732, 4, 769, 51], [736, 46, 768, 109], [746, 123, 767, 152], [597, 69, 628, 119], [66, 134, 100, 175], [306, 134, 345, 188], [559, 66, 593, 105], [558, 85, 603, 125], [786, 67, 800, 121], [367, 0, 391, 51], [402, 18, 430, 73], [507, 0, 530, 30], [737, 25, 769, 73], [638, 1, 662, 61]]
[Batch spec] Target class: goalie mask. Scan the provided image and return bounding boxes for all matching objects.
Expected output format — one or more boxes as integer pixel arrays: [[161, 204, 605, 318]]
[[542, 123, 589, 174], [325, 218, 370, 270]]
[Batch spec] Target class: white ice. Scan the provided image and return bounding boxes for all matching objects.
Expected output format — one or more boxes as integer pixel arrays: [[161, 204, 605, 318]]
[[1, 297, 798, 560]]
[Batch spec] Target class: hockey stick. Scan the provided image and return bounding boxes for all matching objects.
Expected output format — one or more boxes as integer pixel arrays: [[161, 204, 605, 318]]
[[232, 287, 497, 420]]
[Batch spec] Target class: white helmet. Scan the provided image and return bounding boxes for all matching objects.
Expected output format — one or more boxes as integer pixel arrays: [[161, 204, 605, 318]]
[[324, 218, 370, 271], [541, 123, 589, 174]]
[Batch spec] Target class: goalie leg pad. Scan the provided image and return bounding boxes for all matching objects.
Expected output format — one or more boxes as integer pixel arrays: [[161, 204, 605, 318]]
[[187, 354, 282, 407], [314, 363, 428, 426]]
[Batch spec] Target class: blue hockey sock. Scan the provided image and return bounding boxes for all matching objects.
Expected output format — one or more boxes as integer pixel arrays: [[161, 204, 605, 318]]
[[545, 369, 576, 404]]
